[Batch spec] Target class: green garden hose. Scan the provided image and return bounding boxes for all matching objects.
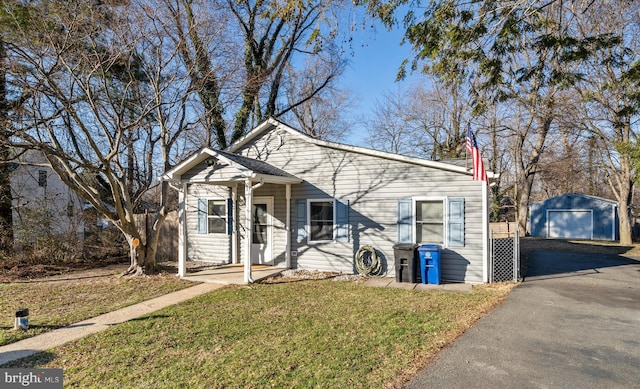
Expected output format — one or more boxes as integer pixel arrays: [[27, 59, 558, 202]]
[[355, 245, 382, 276]]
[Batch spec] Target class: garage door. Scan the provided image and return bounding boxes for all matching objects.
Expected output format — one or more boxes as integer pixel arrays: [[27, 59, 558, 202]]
[[547, 210, 593, 239]]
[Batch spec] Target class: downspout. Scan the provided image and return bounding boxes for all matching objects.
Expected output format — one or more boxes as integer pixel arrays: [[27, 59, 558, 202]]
[[285, 184, 291, 268], [244, 178, 264, 283]]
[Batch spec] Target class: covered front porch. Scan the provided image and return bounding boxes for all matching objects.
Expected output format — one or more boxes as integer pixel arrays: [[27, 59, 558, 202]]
[[162, 148, 302, 284]]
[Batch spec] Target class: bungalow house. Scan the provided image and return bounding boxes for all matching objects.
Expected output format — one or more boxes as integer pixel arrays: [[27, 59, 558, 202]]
[[162, 119, 492, 284]]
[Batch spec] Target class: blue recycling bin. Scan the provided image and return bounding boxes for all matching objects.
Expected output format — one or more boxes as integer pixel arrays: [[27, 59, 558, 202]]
[[418, 244, 441, 285]]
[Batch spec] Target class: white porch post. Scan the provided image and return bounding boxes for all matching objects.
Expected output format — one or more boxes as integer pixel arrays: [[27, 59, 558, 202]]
[[231, 184, 239, 264], [285, 184, 292, 268], [178, 182, 188, 277], [244, 179, 254, 283]]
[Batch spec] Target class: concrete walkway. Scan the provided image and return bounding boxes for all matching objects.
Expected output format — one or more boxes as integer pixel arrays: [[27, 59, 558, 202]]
[[0, 283, 222, 366]]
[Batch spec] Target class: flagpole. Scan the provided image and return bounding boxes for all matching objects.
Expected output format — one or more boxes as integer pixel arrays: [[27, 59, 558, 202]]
[[465, 122, 470, 172]]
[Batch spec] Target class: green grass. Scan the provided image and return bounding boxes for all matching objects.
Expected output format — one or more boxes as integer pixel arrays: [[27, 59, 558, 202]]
[[0, 273, 193, 346], [3, 280, 513, 388]]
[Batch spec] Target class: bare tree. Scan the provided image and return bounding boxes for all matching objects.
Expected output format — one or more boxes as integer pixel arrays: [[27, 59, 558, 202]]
[[367, 0, 619, 233], [573, 0, 640, 244], [7, 1, 190, 274], [365, 79, 473, 160], [166, 0, 350, 149], [281, 53, 354, 142]]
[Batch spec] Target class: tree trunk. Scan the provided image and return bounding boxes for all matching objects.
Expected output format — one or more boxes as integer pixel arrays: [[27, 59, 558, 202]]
[[516, 171, 535, 234], [612, 159, 634, 245], [618, 196, 632, 245], [121, 209, 167, 276]]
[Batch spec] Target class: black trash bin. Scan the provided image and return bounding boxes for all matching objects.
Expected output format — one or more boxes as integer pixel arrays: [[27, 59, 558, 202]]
[[393, 243, 419, 283]]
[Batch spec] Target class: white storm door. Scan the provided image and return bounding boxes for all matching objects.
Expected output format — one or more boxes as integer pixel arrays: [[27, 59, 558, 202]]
[[251, 197, 273, 264]]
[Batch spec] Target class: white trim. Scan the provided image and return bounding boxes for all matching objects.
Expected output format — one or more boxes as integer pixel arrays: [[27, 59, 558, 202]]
[[231, 185, 239, 264], [306, 198, 336, 243], [178, 183, 188, 277], [285, 184, 292, 268], [482, 183, 489, 283], [611, 205, 616, 241], [161, 147, 302, 185], [203, 197, 227, 234], [412, 197, 446, 246]]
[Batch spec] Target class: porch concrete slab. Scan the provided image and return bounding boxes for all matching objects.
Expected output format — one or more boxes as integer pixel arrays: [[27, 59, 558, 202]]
[[181, 264, 285, 285]]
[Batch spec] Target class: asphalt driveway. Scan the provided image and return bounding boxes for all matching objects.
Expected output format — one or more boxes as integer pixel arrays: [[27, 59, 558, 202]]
[[404, 248, 640, 388]]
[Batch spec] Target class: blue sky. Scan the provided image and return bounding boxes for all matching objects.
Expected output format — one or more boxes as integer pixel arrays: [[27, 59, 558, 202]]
[[339, 23, 420, 147]]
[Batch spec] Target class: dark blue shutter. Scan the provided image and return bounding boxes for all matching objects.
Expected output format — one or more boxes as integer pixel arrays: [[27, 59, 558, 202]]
[[197, 198, 207, 234], [335, 199, 349, 242], [447, 197, 465, 247], [296, 200, 307, 243], [397, 198, 413, 243], [226, 198, 233, 235]]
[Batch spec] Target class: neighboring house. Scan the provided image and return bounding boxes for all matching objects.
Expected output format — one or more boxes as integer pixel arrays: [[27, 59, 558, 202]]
[[10, 150, 84, 245], [162, 119, 492, 283], [529, 193, 620, 241]]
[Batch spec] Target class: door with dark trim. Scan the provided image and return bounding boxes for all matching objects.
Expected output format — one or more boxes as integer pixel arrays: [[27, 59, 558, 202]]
[[251, 197, 273, 264]]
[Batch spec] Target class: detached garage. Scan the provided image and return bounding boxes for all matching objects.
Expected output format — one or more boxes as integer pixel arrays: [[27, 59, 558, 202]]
[[529, 193, 619, 241]]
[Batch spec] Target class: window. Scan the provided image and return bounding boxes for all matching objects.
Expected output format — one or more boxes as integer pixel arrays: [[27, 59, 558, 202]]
[[416, 200, 443, 244], [296, 199, 349, 243], [38, 170, 47, 187], [309, 200, 333, 241], [397, 198, 465, 247], [207, 199, 227, 234]]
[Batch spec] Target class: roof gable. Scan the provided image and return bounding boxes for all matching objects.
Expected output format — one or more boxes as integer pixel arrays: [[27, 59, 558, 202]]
[[161, 147, 301, 184], [532, 193, 618, 207], [228, 118, 489, 177]]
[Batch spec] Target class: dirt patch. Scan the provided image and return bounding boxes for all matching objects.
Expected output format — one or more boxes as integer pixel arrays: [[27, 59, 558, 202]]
[[0, 256, 129, 283]]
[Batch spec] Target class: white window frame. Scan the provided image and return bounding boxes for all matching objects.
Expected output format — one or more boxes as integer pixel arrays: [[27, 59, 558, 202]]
[[413, 197, 447, 246], [206, 198, 227, 234], [307, 199, 336, 242]]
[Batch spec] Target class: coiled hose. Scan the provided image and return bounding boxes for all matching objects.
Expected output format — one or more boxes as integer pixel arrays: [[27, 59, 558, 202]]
[[355, 245, 382, 276]]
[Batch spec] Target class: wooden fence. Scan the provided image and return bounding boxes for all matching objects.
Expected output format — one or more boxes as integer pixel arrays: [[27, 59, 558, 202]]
[[135, 210, 178, 262], [490, 222, 523, 236]]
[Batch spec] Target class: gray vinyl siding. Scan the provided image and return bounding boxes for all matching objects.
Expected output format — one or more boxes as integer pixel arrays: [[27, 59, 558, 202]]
[[235, 126, 486, 283], [185, 184, 231, 263]]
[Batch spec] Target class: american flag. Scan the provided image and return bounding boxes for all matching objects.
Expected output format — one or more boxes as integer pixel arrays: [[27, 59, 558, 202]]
[[466, 124, 488, 182]]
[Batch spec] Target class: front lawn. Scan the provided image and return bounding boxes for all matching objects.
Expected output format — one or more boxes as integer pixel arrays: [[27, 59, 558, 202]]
[[0, 273, 193, 346], [4, 279, 513, 388]]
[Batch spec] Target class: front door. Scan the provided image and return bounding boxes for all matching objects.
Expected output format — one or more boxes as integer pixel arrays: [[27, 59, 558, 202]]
[[251, 197, 273, 265]]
